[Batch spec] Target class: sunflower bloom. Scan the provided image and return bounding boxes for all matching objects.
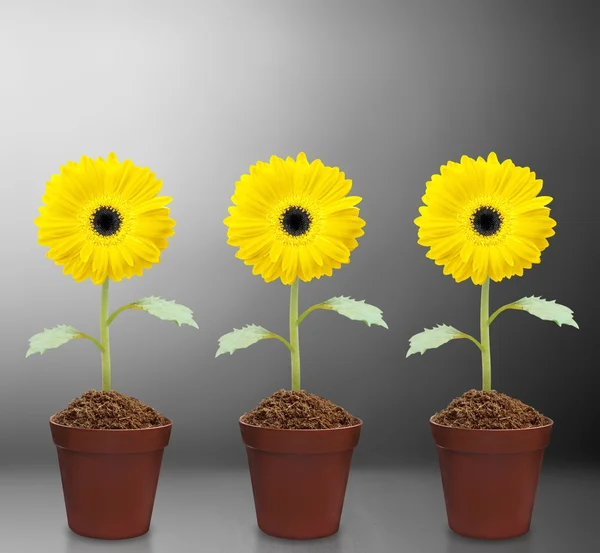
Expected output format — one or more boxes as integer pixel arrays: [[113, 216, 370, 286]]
[[415, 152, 556, 285], [36, 153, 175, 284], [224, 152, 365, 285]]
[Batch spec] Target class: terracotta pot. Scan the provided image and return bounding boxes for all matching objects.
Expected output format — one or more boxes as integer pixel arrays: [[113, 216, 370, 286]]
[[430, 417, 553, 539], [240, 417, 362, 539], [50, 417, 172, 540]]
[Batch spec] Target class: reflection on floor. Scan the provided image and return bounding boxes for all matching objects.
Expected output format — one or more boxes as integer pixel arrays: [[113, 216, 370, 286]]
[[0, 465, 597, 553]]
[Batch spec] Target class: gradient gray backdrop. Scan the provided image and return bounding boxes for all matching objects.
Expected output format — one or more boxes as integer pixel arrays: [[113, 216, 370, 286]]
[[1, 0, 596, 468], [0, 3, 598, 550]]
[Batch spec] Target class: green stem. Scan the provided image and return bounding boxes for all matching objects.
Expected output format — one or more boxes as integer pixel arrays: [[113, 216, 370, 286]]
[[297, 303, 325, 325], [266, 333, 294, 354], [100, 278, 111, 391], [487, 303, 519, 326], [457, 332, 485, 352], [75, 333, 104, 353], [480, 277, 492, 391], [107, 303, 139, 326], [289, 277, 301, 391]]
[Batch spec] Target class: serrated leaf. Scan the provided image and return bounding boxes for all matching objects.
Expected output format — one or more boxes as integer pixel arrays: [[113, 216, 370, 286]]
[[134, 297, 199, 329], [406, 324, 464, 357], [512, 296, 578, 328], [321, 296, 388, 328], [26, 325, 81, 357], [216, 324, 273, 357]]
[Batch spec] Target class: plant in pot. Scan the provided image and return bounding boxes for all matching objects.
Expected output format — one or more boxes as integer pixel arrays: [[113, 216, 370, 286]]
[[26, 153, 198, 540], [216, 152, 388, 540], [407, 152, 578, 540]]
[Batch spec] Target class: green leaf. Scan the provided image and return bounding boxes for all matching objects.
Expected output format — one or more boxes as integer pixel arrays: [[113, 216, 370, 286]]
[[216, 324, 274, 357], [134, 297, 199, 329], [321, 296, 388, 328], [512, 296, 579, 328], [26, 325, 81, 357], [406, 324, 465, 357]]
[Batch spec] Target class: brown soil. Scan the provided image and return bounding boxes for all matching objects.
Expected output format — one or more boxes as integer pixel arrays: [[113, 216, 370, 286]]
[[432, 389, 550, 430], [241, 389, 360, 429], [51, 389, 170, 430]]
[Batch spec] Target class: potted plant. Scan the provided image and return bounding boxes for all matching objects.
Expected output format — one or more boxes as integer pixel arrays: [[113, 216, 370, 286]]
[[27, 153, 198, 540], [216, 152, 387, 540], [407, 152, 578, 539]]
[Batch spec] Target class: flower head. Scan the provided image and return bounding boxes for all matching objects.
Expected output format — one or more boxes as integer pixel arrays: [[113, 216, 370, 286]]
[[415, 152, 556, 284], [225, 153, 365, 285], [35, 153, 175, 284]]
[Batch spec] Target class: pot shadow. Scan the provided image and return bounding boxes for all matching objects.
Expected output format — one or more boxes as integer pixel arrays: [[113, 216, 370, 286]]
[[64, 527, 156, 553], [250, 527, 345, 553], [444, 528, 533, 553]]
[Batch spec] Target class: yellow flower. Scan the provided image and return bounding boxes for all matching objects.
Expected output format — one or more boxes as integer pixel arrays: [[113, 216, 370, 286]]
[[35, 153, 175, 284], [415, 152, 556, 285], [224, 153, 365, 285]]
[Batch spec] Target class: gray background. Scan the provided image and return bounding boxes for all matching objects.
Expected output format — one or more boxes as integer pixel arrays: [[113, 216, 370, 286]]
[[0, 1, 597, 551]]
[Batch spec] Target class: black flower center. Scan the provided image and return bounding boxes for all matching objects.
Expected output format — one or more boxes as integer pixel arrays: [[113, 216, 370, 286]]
[[281, 206, 311, 237], [91, 206, 122, 237], [472, 206, 502, 236]]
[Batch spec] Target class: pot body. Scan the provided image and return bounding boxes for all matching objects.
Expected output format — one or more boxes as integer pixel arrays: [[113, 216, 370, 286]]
[[430, 417, 553, 540], [50, 417, 172, 540], [240, 418, 362, 540]]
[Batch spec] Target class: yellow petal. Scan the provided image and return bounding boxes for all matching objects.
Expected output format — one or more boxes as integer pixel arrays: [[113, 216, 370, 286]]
[[270, 240, 284, 262], [80, 240, 94, 262], [460, 240, 474, 262], [316, 236, 350, 264], [296, 152, 309, 164], [497, 244, 515, 266], [306, 244, 324, 266]]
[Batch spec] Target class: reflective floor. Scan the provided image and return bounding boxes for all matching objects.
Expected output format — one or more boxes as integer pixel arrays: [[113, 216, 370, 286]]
[[1, 465, 597, 553]]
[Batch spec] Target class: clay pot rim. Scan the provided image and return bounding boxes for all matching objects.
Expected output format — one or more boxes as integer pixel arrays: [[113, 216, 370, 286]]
[[49, 414, 173, 432], [429, 415, 553, 432], [239, 415, 363, 432]]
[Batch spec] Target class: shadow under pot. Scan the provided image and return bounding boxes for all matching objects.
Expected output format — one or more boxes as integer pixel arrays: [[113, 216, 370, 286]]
[[430, 417, 553, 540], [49, 418, 172, 540], [240, 418, 362, 540]]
